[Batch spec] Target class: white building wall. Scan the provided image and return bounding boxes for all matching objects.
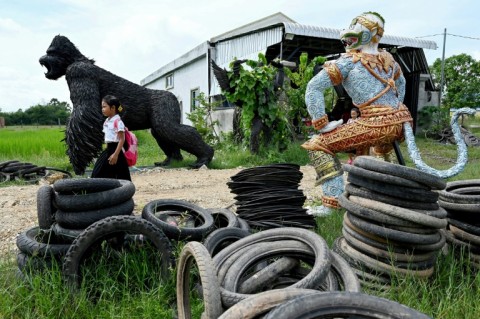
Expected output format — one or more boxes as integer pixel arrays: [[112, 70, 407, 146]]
[[145, 55, 208, 125]]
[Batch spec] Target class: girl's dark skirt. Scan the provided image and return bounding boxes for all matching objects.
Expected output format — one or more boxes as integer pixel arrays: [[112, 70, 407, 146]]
[[91, 143, 132, 181]]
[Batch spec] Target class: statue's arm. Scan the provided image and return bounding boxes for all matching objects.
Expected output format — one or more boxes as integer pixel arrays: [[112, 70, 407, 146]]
[[305, 70, 333, 120], [394, 63, 406, 102], [66, 63, 101, 109]]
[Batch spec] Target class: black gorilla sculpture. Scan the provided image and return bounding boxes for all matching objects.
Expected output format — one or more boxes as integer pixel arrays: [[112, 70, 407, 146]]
[[39, 35, 214, 175]]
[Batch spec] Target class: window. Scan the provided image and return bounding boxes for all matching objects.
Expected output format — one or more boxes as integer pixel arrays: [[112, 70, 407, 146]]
[[165, 74, 174, 89], [190, 88, 200, 111]]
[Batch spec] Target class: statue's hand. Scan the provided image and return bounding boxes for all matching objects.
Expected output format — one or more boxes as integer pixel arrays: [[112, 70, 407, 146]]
[[319, 119, 344, 133]]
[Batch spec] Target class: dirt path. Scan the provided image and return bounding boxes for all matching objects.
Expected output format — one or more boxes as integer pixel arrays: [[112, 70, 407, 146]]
[[0, 166, 317, 256]]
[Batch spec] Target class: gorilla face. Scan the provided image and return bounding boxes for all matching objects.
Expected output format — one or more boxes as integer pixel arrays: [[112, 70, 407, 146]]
[[39, 35, 89, 80], [39, 49, 70, 80]]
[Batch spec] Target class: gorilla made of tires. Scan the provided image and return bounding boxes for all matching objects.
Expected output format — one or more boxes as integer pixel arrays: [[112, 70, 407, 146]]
[[39, 35, 214, 175]]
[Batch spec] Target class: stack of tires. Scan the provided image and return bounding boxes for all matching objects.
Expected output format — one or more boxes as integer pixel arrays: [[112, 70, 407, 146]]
[[16, 178, 136, 276], [438, 179, 480, 270], [176, 228, 363, 318], [0, 160, 71, 183], [51, 178, 135, 243], [335, 156, 448, 290], [227, 164, 315, 230]]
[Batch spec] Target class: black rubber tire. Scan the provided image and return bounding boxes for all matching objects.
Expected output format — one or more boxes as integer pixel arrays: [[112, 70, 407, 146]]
[[19, 166, 46, 177], [203, 227, 251, 256], [2, 163, 35, 173], [221, 240, 314, 293], [343, 226, 437, 263], [333, 237, 435, 278], [207, 208, 239, 229], [263, 291, 432, 319], [438, 199, 480, 213], [176, 241, 223, 319], [54, 179, 135, 211], [354, 156, 446, 190], [37, 185, 55, 230], [16, 251, 58, 273], [347, 173, 439, 203], [329, 251, 362, 292], [348, 195, 447, 229], [53, 177, 122, 194], [438, 188, 480, 204], [142, 199, 214, 241], [449, 224, 480, 246], [55, 198, 134, 229], [343, 163, 429, 189], [0, 160, 19, 170], [346, 212, 442, 245], [444, 179, 480, 191], [342, 221, 415, 255], [238, 257, 299, 294], [62, 215, 174, 289], [343, 214, 446, 252], [448, 218, 480, 236], [444, 229, 480, 254], [52, 223, 84, 243], [217, 288, 319, 319], [16, 226, 71, 258], [339, 193, 419, 227], [213, 228, 331, 306], [345, 183, 440, 210], [237, 218, 250, 232]]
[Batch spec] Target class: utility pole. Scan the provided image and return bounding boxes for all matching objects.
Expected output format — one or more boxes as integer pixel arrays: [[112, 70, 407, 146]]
[[439, 28, 447, 106]]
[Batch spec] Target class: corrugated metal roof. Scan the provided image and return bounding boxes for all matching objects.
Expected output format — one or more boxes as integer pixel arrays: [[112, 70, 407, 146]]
[[283, 22, 437, 50], [211, 12, 295, 43]]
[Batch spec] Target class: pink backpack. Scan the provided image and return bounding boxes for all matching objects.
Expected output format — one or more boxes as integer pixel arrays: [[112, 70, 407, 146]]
[[114, 119, 138, 167]]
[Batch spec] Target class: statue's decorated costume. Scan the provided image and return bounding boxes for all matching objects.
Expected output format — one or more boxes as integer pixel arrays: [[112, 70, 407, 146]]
[[303, 12, 474, 216]]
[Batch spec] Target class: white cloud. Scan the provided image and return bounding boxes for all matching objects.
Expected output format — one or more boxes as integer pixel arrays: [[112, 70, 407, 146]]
[[1, 0, 479, 112]]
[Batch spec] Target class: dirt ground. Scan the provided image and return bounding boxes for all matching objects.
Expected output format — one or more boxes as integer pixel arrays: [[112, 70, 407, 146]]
[[0, 165, 317, 257]]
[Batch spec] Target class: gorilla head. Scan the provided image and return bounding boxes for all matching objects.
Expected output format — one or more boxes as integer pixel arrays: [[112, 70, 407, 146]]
[[39, 35, 94, 80]]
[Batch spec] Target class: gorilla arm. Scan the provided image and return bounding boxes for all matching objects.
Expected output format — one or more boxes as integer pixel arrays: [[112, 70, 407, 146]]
[[65, 63, 104, 175]]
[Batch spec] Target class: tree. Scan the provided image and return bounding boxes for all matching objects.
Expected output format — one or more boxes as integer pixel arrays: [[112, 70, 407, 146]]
[[0, 98, 71, 125], [431, 54, 480, 108], [283, 52, 326, 137]]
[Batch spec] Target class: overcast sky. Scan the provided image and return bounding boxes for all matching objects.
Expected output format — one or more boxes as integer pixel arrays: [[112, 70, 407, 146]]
[[0, 0, 478, 112]]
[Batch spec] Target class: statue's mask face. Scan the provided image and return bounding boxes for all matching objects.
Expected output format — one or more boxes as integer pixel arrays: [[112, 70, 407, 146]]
[[340, 14, 383, 51]]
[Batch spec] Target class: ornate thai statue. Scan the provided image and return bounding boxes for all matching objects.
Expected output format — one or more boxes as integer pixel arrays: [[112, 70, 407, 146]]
[[303, 11, 475, 216]]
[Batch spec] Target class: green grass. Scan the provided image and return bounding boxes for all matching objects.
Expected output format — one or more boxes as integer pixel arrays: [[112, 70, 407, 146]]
[[2, 125, 480, 318]]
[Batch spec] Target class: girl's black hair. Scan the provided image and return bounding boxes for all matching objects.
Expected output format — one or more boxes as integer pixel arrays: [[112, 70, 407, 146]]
[[102, 95, 123, 113], [351, 107, 361, 116]]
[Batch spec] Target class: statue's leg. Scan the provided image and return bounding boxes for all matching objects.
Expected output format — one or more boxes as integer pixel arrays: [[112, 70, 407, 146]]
[[307, 150, 344, 216], [151, 129, 183, 166]]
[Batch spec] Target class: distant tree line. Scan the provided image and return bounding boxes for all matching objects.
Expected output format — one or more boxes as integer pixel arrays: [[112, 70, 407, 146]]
[[0, 99, 71, 126]]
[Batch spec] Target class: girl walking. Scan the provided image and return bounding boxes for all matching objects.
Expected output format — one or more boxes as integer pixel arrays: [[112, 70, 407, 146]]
[[91, 95, 132, 181]]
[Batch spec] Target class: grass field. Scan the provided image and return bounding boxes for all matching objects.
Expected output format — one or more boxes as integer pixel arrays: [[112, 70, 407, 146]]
[[1, 124, 480, 318]]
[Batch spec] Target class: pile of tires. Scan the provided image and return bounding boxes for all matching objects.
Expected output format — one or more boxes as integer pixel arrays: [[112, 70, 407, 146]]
[[50, 178, 136, 243], [438, 179, 480, 270], [142, 199, 250, 242], [227, 164, 315, 230], [176, 228, 361, 318], [176, 230, 432, 318], [336, 156, 448, 289], [0, 160, 71, 183], [16, 178, 136, 276]]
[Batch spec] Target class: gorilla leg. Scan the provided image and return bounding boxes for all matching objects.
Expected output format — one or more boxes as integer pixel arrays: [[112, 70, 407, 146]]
[[152, 123, 214, 168], [151, 129, 183, 166]]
